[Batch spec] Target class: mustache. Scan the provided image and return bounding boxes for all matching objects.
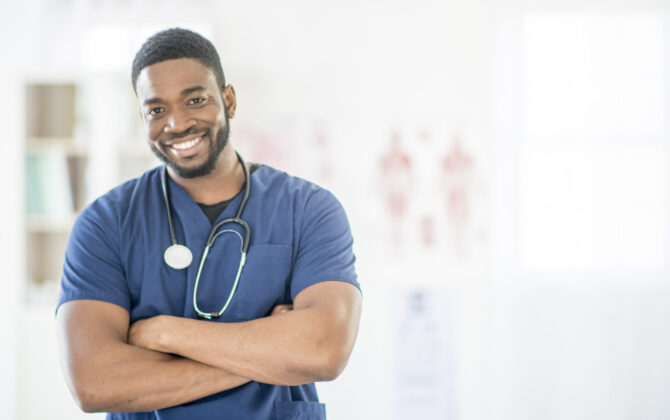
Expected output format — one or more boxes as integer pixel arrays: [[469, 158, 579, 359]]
[[165, 127, 208, 143]]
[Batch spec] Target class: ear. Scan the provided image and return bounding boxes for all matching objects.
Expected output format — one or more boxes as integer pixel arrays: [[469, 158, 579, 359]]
[[222, 85, 237, 118]]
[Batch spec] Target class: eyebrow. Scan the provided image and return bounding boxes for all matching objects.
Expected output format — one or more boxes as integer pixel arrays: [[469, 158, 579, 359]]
[[181, 85, 206, 96], [142, 85, 207, 107]]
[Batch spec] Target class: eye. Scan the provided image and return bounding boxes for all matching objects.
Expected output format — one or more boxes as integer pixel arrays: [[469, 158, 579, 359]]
[[189, 97, 206, 105], [146, 107, 164, 117]]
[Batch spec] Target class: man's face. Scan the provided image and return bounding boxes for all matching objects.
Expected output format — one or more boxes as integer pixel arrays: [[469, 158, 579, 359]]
[[135, 58, 232, 178]]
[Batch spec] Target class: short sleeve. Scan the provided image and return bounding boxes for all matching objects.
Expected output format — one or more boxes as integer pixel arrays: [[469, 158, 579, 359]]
[[290, 188, 359, 300], [56, 200, 130, 314]]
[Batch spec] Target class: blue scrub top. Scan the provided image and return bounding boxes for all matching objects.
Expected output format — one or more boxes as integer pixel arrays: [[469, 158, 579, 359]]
[[58, 164, 359, 420]]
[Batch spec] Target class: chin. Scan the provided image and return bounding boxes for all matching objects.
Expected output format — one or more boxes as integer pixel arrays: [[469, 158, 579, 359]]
[[170, 159, 217, 179]]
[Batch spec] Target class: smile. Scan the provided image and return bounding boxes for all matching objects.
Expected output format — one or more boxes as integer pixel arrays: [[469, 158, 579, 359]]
[[171, 135, 203, 150]]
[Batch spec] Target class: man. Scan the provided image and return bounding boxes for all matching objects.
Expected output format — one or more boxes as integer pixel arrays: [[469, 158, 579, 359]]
[[56, 28, 362, 419]]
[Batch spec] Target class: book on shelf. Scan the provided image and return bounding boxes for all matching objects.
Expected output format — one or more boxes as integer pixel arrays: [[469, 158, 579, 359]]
[[25, 148, 77, 221], [25, 84, 76, 138]]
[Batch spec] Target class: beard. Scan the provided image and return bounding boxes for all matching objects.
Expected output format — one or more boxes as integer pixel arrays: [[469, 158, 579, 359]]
[[150, 108, 230, 179]]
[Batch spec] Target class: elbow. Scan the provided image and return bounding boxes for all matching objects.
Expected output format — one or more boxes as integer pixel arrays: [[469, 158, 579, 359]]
[[282, 346, 351, 385], [61, 350, 137, 412], [79, 400, 101, 414], [309, 345, 352, 383], [66, 371, 122, 413], [307, 319, 360, 382], [322, 348, 351, 381], [284, 295, 361, 385], [69, 383, 104, 413], [72, 385, 128, 413]]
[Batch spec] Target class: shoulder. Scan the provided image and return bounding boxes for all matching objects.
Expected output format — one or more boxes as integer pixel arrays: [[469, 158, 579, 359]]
[[252, 164, 337, 206], [75, 166, 162, 231], [253, 165, 349, 234]]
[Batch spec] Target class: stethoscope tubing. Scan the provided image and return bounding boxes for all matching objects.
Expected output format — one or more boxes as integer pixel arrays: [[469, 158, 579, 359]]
[[194, 229, 247, 319], [161, 165, 179, 247], [161, 151, 251, 319]]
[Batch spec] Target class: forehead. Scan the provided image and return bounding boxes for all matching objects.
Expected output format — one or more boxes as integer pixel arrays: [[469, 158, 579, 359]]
[[135, 58, 219, 100]]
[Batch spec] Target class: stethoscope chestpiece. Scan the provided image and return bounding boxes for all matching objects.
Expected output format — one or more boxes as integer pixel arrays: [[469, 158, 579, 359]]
[[164, 244, 193, 270], [160, 151, 252, 318]]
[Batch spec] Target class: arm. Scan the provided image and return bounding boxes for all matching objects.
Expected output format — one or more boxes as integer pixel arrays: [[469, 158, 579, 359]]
[[129, 280, 362, 386], [56, 299, 250, 413]]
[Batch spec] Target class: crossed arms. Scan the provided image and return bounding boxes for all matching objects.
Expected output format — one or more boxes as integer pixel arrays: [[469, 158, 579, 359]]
[[56, 280, 362, 413]]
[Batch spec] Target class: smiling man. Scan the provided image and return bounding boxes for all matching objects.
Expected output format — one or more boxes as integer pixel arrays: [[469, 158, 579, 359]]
[[56, 28, 361, 419]]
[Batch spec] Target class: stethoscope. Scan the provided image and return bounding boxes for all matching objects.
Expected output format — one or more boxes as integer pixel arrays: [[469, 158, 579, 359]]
[[161, 151, 251, 319]]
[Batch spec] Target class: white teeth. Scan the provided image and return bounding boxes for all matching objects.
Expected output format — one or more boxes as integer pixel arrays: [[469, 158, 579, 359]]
[[172, 136, 202, 150]]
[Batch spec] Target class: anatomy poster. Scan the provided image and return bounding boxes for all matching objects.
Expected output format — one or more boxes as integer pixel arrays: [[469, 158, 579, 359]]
[[374, 124, 485, 267], [378, 129, 414, 256], [236, 119, 486, 272], [439, 131, 479, 259], [234, 120, 348, 192]]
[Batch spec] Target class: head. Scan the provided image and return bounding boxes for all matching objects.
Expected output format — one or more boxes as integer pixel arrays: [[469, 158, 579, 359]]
[[132, 28, 236, 179]]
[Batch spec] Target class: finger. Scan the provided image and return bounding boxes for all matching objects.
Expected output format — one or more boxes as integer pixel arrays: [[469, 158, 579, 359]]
[[271, 304, 293, 316], [271, 305, 288, 315]]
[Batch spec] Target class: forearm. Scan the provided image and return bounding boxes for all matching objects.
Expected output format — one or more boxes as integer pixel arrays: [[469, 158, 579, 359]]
[[144, 283, 362, 386], [65, 338, 249, 412], [159, 309, 337, 386]]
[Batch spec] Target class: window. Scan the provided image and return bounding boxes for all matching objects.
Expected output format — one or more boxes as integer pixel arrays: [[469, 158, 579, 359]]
[[518, 12, 666, 270]]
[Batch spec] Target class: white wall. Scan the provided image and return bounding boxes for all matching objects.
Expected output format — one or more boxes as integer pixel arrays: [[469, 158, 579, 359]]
[[2, 0, 670, 419]]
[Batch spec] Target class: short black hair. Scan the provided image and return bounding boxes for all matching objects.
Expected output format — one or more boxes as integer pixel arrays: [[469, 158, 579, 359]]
[[131, 28, 226, 93]]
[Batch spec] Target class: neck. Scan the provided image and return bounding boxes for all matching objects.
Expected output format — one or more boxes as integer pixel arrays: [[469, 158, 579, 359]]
[[168, 146, 245, 205]]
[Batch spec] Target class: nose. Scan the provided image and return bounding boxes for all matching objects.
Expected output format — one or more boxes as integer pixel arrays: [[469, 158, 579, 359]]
[[164, 108, 196, 134]]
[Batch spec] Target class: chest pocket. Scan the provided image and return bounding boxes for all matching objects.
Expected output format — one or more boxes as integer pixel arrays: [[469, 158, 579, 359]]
[[222, 244, 293, 322]]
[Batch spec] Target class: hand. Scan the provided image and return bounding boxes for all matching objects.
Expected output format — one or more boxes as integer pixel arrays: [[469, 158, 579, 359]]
[[270, 304, 293, 316], [128, 315, 171, 352]]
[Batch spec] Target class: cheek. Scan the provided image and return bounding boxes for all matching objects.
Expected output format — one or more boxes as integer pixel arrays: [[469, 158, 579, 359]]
[[146, 121, 163, 141], [202, 102, 225, 124]]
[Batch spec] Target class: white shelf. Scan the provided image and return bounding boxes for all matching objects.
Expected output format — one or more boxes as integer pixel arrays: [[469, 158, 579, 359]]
[[23, 77, 134, 298], [26, 215, 77, 233], [26, 137, 88, 157]]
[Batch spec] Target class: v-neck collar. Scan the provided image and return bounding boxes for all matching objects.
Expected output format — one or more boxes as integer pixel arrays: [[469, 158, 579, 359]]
[[166, 172, 246, 240]]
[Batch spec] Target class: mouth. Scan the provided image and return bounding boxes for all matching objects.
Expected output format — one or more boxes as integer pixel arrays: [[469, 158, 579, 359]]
[[167, 133, 207, 158]]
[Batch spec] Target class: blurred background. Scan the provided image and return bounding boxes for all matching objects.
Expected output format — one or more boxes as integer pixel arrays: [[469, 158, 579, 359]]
[[1, 0, 669, 419]]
